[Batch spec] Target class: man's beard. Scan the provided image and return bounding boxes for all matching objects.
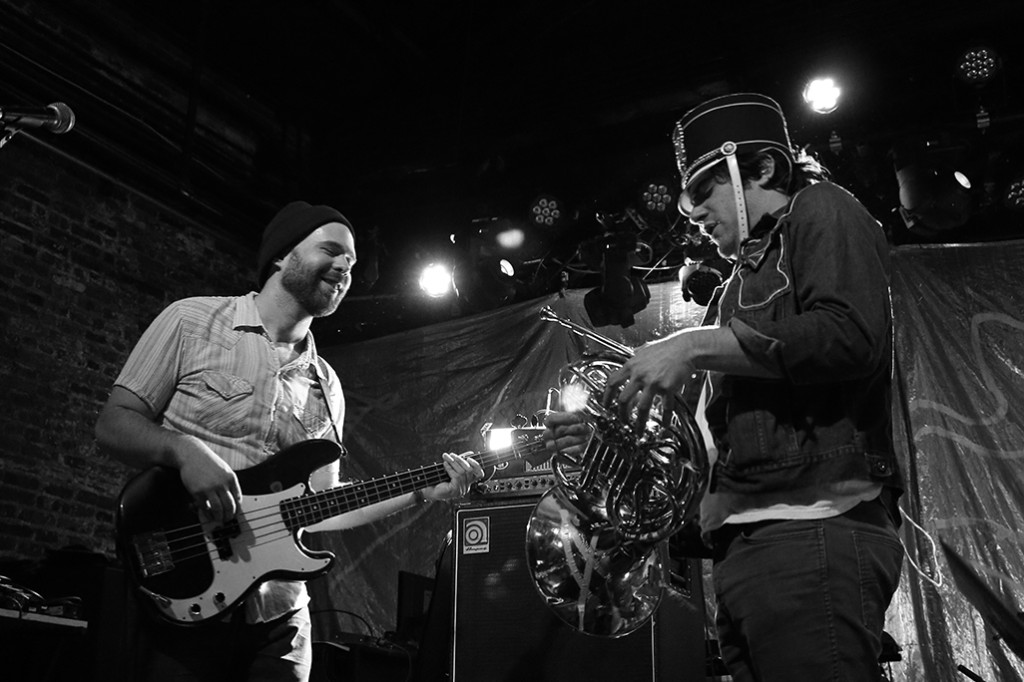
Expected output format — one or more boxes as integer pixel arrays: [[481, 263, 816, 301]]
[[280, 253, 346, 317]]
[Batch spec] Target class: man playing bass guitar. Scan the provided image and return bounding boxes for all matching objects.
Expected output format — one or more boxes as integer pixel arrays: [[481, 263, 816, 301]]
[[95, 201, 484, 682]]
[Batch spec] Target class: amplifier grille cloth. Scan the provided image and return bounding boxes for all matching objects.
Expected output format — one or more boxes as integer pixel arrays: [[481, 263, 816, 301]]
[[451, 501, 655, 682]]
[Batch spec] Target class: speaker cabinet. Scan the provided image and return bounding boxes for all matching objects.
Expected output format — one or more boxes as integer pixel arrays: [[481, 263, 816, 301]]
[[451, 499, 705, 681]]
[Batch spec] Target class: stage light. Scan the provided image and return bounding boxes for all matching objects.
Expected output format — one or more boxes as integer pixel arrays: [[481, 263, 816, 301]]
[[583, 230, 650, 328], [803, 77, 841, 114], [895, 148, 975, 235], [584, 277, 649, 328], [956, 46, 1000, 85], [1005, 173, 1024, 212], [640, 181, 674, 213], [679, 257, 731, 306], [487, 427, 513, 451], [418, 262, 453, 297], [495, 227, 525, 250], [452, 256, 517, 312], [530, 195, 563, 227]]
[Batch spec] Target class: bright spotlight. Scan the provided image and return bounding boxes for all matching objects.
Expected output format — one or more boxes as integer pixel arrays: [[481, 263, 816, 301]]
[[559, 383, 590, 413], [487, 427, 513, 451], [803, 77, 841, 114], [495, 227, 525, 249], [498, 258, 515, 277], [419, 263, 452, 297]]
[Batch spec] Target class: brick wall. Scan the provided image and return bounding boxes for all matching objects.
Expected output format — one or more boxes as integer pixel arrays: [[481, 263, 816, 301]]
[[0, 134, 256, 562]]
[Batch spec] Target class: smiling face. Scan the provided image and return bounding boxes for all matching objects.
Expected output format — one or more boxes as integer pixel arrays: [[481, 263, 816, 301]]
[[279, 222, 357, 317]]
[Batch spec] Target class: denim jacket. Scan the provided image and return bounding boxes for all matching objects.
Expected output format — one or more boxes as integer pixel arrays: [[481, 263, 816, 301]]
[[704, 182, 902, 499]]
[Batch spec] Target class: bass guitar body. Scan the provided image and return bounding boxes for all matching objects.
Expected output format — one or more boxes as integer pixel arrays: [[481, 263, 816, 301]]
[[117, 431, 544, 625], [116, 440, 340, 626]]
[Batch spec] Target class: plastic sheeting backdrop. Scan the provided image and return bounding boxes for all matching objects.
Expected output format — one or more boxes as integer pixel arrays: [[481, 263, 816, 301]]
[[309, 240, 1024, 681], [890, 240, 1024, 681], [307, 283, 705, 645]]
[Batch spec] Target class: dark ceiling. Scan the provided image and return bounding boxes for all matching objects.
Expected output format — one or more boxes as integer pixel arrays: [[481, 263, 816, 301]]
[[8, 0, 1024, 342]]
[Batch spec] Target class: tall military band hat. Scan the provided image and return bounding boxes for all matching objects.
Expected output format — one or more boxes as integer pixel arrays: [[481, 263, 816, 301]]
[[672, 92, 794, 197], [672, 93, 795, 242]]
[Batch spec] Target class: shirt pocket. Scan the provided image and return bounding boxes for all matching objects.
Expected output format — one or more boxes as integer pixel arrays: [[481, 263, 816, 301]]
[[190, 370, 255, 437], [736, 248, 790, 311], [292, 402, 331, 439], [719, 380, 800, 472]]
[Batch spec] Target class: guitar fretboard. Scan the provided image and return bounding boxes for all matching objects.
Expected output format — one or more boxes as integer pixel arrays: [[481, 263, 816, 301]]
[[279, 438, 547, 530]]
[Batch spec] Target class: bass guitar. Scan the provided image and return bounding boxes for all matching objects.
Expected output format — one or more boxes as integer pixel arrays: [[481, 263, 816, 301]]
[[116, 432, 546, 625]]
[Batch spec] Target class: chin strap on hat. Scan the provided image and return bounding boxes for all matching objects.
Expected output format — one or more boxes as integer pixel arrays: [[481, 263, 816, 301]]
[[722, 141, 750, 245]]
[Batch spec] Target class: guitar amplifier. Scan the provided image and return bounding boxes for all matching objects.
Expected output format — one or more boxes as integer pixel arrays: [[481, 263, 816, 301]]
[[472, 465, 580, 499], [473, 426, 579, 499], [449, 499, 706, 681]]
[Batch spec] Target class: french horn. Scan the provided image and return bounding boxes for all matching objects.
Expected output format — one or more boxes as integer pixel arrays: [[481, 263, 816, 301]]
[[525, 306, 708, 636]]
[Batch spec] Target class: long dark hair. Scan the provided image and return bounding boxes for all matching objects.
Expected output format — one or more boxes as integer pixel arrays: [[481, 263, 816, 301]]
[[704, 148, 830, 195]]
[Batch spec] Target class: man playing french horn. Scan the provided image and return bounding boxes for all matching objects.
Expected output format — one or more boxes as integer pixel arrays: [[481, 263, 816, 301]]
[[544, 93, 904, 681]]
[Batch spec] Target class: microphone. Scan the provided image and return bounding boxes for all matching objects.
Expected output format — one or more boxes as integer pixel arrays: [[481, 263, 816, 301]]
[[0, 102, 76, 134]]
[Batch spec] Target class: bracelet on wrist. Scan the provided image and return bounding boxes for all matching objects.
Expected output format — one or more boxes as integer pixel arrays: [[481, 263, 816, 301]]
[[413, 489, 428, 506]]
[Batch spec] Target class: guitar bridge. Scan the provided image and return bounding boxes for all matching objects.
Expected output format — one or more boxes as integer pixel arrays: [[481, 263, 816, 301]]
[[133, 532, 175, 578]]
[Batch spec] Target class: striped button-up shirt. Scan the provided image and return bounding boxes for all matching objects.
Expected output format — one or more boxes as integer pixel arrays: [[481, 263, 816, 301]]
[[115, 292, 345, 621]]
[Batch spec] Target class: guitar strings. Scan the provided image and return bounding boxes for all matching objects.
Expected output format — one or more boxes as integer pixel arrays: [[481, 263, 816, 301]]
[[138, 439, 548, 569], [144, 461, 456, 566]]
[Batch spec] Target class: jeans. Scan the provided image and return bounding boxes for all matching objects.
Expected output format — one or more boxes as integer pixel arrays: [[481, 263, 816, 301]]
[[711, 499, 903, 682], [140, 606, 313, 682]]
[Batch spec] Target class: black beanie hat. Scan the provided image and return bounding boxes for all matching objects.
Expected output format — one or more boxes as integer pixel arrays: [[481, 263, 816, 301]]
[[257, 201, 352, 285]]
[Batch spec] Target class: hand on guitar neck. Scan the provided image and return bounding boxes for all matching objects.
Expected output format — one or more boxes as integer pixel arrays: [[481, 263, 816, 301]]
[[410, 450, 483, 504], [305, 450, 484, 533], [116, 430, 546, 625]]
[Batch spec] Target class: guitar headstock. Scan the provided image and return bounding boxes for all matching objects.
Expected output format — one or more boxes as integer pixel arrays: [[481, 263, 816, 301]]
[[510, 427, 552, 467]]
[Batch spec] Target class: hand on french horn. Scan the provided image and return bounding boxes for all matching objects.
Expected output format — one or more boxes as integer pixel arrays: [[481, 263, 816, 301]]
[[603, 331, 698, 429], [423, 452, 485, 502], [542, 411, 593, 458]]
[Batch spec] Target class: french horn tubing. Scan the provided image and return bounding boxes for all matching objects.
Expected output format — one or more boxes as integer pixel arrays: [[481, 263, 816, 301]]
[[525, 306, 708, 636]]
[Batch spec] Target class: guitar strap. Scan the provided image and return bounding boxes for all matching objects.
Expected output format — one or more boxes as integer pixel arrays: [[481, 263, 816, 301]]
[[314, 361, 346, 457]]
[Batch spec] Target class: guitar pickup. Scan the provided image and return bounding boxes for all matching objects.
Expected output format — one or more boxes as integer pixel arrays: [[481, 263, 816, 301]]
[[133, 532, 175, 578], [211, 518, 241, 561]]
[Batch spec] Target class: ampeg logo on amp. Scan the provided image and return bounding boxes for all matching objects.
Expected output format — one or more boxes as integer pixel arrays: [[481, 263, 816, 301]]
[[461, 516, 490, 554]]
